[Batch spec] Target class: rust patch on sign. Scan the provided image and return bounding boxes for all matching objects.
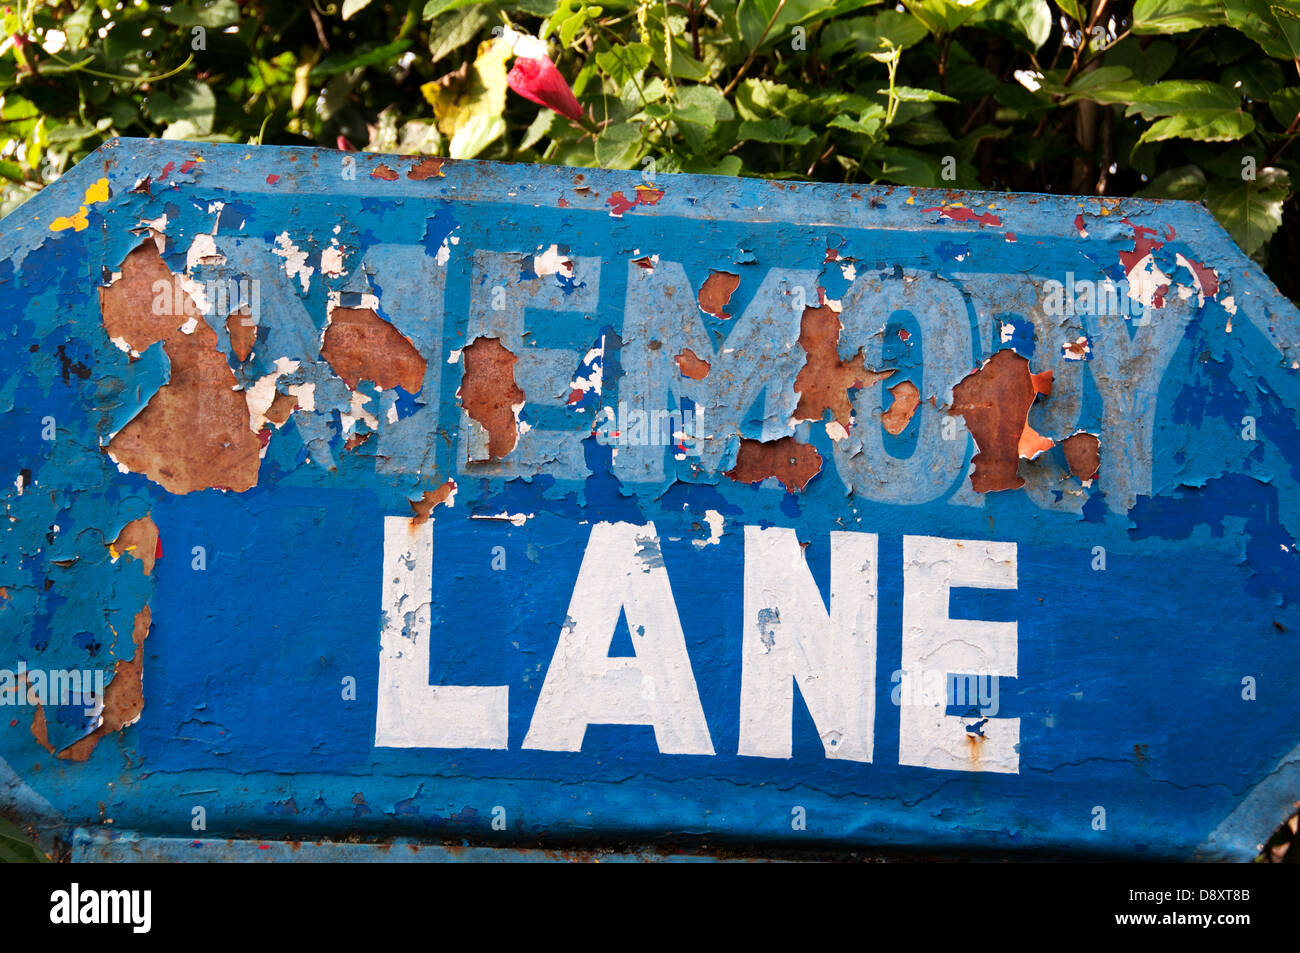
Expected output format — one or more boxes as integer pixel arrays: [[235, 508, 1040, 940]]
[[674, 347, 711, 380], [459, 336, 525, 461], [107, 515, 160, 576], [1030, 369, 1053, 397], [370, 163, 399, 181], [264, 389, 298, 427], [793, 305, 893, 430], [226, 306, 256, 362], [697, 270, 740, 319], [407, 157, 445, 180], [726, 436, 822, 493], [881, 380, 921, 436], [321, 307, 427, 394], [409, 480, 457, 525], [30, 703, 54, 754], [950, 349, 1055, 493], [102, 242, 263, 494], [1061, 432, 1101, 481], [59, 605, 152, 763]]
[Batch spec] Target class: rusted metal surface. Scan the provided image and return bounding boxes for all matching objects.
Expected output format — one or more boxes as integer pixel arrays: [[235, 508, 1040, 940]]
[[1, 139, 1299, 861]]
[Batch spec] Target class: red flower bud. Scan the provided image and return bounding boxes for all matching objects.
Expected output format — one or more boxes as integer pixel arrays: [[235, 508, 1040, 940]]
[[507, 56, 584, 123]]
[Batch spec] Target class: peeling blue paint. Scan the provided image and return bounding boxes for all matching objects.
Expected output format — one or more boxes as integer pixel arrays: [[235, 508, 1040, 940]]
[[0, 140, 1297, 861]]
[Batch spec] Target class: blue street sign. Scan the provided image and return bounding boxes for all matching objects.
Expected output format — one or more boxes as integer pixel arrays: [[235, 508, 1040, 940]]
[[1, 138, 1297, 860]]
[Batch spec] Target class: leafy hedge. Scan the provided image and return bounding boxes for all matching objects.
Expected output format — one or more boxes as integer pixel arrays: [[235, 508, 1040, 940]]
[[2, 1, 1299, 300]]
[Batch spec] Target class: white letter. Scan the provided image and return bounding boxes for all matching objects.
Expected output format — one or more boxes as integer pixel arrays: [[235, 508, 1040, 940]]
[[133, 890, 151, 934], [899, 535, 1019, 773], [375, 517, 508, 748], [523, 522, 713, 755], [50, 890, 69, 925], [738, 526, 877, 762]]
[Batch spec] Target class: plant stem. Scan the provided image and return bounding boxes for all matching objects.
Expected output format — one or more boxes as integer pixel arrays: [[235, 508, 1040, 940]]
[[721, 0, 785, 98]]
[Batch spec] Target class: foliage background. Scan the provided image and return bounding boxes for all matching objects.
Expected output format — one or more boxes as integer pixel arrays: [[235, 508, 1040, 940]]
[[2, 1, 1299, 297]]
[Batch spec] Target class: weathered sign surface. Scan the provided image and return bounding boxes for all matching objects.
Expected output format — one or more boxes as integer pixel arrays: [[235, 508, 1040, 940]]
[[2, 138, 1298, 860]]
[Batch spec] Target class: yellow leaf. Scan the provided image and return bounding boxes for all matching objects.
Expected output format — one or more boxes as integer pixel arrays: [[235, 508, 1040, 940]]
[[420, 80, 444, 111], [291, 49, 321, 114], [434, 38, 510, 139]]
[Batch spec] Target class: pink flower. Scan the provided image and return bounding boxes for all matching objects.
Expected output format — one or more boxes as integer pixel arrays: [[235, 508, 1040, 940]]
[[507, 56, 584, 123]]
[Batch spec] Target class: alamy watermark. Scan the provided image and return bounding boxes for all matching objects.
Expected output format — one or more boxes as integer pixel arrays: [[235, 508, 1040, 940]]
[[0, 664, 104, 715], [150, 274, 261, 327], [594, 402, 706, 453], [1042, 272, 1152, 325], [891, 668, 1001, 717]]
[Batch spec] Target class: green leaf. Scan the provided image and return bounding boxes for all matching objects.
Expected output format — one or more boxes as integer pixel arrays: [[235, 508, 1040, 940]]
[[518, 109, 556, 151], [594, 122, 642, 168], [63, 3, 96, 50], [398, 119, 444, 154], [828, 113, 884, 137], [46, 122, 97, 144], [0, 817, 47, 863], [819, 10, 929, 56], [620, 76, 668, 114], [943, 48, 1001, 99], [147, 80, 217, 136], [1136, 164, 1207, 199], [1132, 0, 1225, 34], [682, 154, 745, 176], [955, 123, 1010, 160], [449, 113, 505, 158], [1055, 0, 1086, 22], [543, 0, 603, 48], [1061, 67, 1144, 106], [1124, 80, 1240, 120], [1269, 87, 1300, 127], [901, 0, 992, 36], [596, 42, 652, 88], [737, 0, 877, 51], [738, 118, 817, 144], [1222, 59, 1285, 102], [311, 40, 413, 80], [1103, 37, 1177, 85], [510, 0, 561, 15], [1136, 108, 1255, 145], [873, 145, 940, 186], [675, 85, 735, 122], [973, 0, 1052, 50], [735, 79, 811, 122], [1224, 0, 1300, 60], [828, 103, 887, 137], [1272, 3, 1300, 59], [994, 80, 1051, 118], [1205, 167, 1291, 256], [428, 6, 493, 65], [894, 113, 953, 145], [654, 40, 712, 83], [883, 86, 959, 103], [2, 97, 40, 122], [423, 0, 486, 17], [163, 0, 242, 29]]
